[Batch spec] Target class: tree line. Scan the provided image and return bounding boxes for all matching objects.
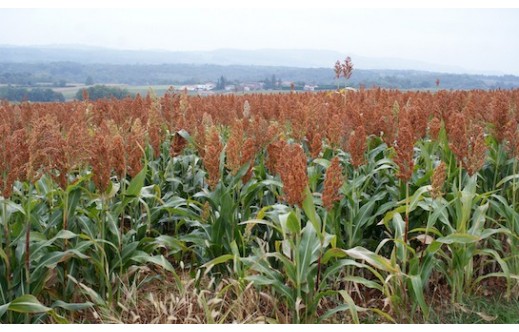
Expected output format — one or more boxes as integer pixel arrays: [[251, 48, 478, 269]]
[[0, 86, 65, 102]]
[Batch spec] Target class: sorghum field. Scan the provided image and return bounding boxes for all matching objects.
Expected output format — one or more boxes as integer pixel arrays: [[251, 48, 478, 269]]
[[2, 88, 519, 323]]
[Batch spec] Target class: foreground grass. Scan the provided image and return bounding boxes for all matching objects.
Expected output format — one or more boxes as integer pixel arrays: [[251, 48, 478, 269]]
[[428, 295, 519, 324], [79, 270, 519, 324]]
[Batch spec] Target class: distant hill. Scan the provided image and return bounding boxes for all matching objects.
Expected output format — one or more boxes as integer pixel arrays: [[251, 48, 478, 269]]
[[1, 45, 518, 90], [0, 45, 493, 74]]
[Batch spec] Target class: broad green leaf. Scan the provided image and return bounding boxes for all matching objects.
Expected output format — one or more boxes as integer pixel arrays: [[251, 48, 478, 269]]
[[0, 303, 8, 318], [345, 246, 398, 273], [312, 158, 331, 168], [409, 185, 432, 211], [67, 275, 106, 306], [480, 228, 511, 240], [496, 174, 519, 187], [177, 129, 195, 145], [125, 164, 147, 198], [65, 188, 82, 223], [382, 205, 406, 225], [33, 251, 77, 275], [153, 235, 188, 252], [338, 290, 359, 324], [297, 224, 320, 287], [131, 252, 183, 291], [132, 252, 174, 273], [342, 275, 384, 292], [321, 247, 348, 264], [52, 300, 94, 311], [391, 213, 406, 262], [48, 311, 70, 324], [286, 211, 301, 234], [468, 202, 489, 235], [301, 187, 322, 238], [409, 274, 429, 318], [8, 294, 52, 314], [353, 192, 386, 231], [4, 200, 25, 215], [42, 230, 78, 246], [436, 233, 479, 244], [240, 219, 282, 235], [201, 254, 234, 272]]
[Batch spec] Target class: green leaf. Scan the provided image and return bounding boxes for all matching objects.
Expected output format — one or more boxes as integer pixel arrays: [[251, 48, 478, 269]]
[[8, 294, 52, 314], [260, 179, 282, 187], [382, 205, 406, 225], [337, 290, 359, 324], [409, 274, 429, 318], [297, 223, 321, 288], [125, 164, 147, 198], [409, 185, 432, 211], [286, 211, 301, 234], [342, 275, 384, 292], [4, 200, 25, 215], [321, 248, 348, 264], [33, 251, 78, 275], [391, 213, 406, 261], [48, 311, 70, 324], [345, 246, 399, 274], [38, 230, 78, 249], [496, 174, 519, 187], [52, 300, 94, 311], [66, 275, 106, 306], [201, 254, 234, 273], [436, 233, 479, 244], [177, 129, 195, 146], [312, 158, 331, 168], [0, 303, 8, 318], [131, 252, 183, 291], [301, 186, 322, 238], [105, 180, 120, 199], [65, 188, 82, 222], [153, 235, 188, 253]]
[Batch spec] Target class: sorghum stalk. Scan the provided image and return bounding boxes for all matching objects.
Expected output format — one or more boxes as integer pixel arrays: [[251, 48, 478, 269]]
[[513, 158, 517, 235], [404, 181, 409, 246], [119, 178, 126, 251], [2, 199, 12, 299], [62, 190, 70, 299], [24, 186, 32, 294], [493, 143, 502, 191], [99, 196, 113, 303], [459, 161, 463, 195]]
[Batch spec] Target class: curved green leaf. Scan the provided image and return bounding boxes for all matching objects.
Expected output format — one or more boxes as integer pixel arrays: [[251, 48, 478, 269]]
[[8, 294, 51, 314]]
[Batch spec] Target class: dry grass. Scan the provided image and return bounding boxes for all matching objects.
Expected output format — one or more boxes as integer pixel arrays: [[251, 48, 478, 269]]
[[89, 270, 279, 324]]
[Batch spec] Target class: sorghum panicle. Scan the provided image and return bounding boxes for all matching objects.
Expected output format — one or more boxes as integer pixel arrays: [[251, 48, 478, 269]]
[[322, 156, 343, 210]]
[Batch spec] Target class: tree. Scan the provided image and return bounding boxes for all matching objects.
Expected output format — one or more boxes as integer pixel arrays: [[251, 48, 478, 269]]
[[264, 75, 278, 90], [0, 86, 64, 102], [216, 76, 227, 90], [85, 76, 94, 86], [75, 85, 131, 101]]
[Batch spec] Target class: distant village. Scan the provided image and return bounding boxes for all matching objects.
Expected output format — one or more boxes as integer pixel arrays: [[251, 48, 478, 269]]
[[173, 81, 320, 93]]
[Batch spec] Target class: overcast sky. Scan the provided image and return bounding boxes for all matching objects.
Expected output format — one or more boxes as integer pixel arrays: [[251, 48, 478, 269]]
[[0, 8, 518, 74]]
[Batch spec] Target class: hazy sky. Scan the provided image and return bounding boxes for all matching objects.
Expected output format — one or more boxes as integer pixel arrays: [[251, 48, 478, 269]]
[[1, 8, 518, 74]]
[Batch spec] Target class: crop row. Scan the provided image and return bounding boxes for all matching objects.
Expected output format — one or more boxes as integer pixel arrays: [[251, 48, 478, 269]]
[[1, 89, 519, 322]]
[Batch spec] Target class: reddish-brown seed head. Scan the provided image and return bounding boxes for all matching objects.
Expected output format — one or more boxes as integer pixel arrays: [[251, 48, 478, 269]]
[[348, 125, 367, 169], [278, 143, 308, 207], [203, 126, 223, 189], [322, 156, 343, 210]]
